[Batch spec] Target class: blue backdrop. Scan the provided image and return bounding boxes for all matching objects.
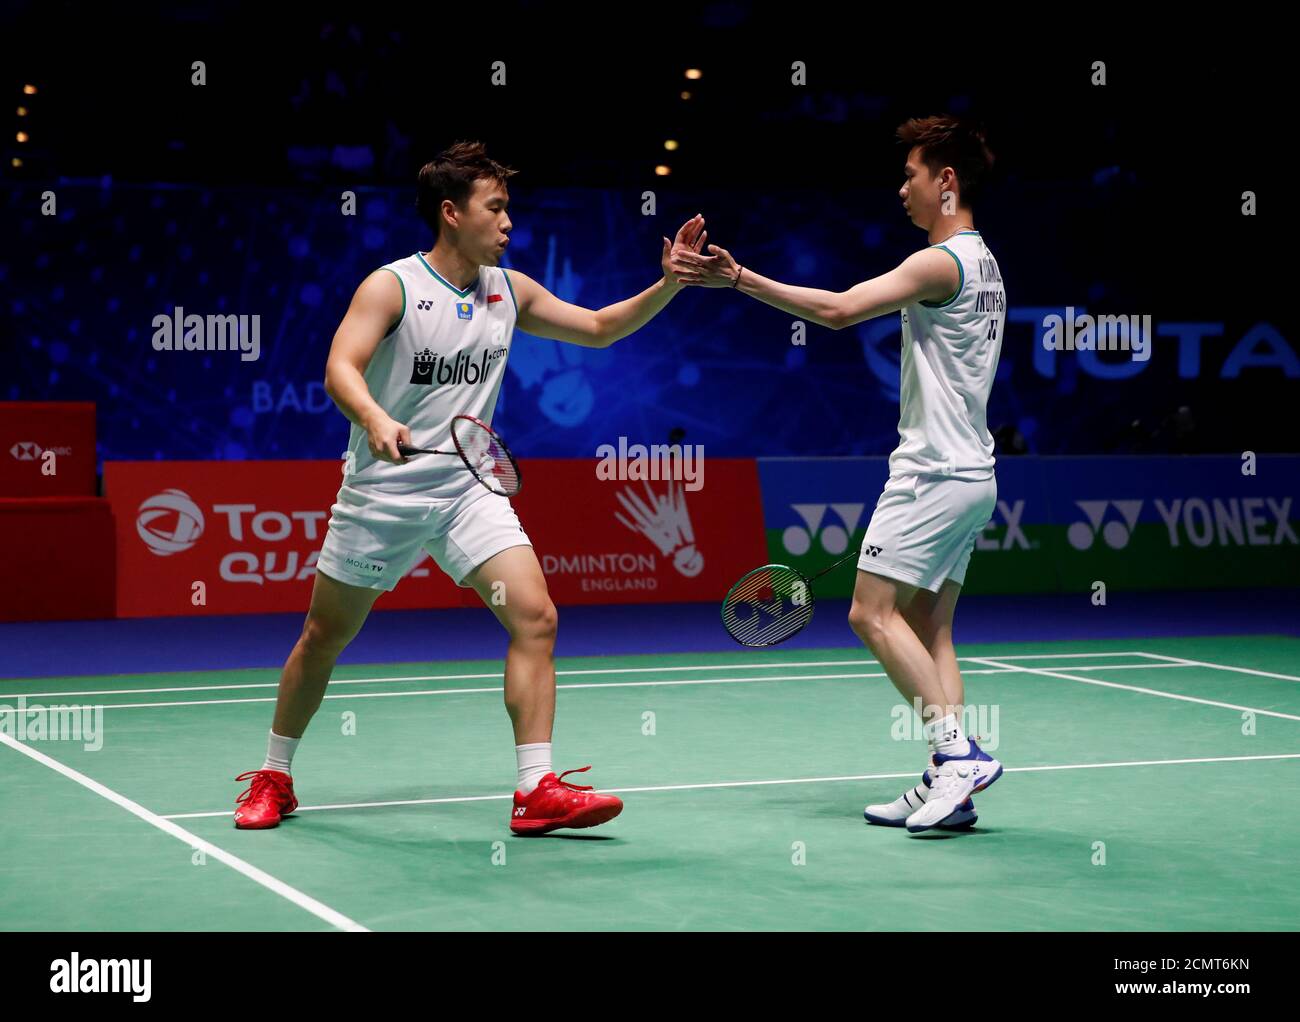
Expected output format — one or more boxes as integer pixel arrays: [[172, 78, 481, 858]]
[[4, 181, 1296, 469]]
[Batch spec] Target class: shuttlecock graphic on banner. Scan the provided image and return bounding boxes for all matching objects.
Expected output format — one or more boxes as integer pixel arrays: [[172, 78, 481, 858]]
[[614, 480, 704, 577]]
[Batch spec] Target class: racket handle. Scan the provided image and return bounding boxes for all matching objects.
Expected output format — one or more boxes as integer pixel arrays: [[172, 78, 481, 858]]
[[396, 442, 440, 456]]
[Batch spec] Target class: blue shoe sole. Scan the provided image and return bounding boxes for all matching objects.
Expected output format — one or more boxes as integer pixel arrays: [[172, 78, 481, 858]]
[[866, 810, 978, 830]]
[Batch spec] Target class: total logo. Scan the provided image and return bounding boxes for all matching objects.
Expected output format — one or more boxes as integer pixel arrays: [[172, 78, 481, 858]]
[[135, 490, 335, 584], [137, 489, 207, 555], [1068, 497, 1297, 550], [783, 504, 865, 556]]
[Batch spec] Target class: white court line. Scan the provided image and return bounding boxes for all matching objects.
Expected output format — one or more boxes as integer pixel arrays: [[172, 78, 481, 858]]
[[967, 657, 1300, 722], [0, 650, 1161, 697], [15, 669, 1006, 710], [2, 660, 1197, 706], [1135, 651, 1300, 684], [160, 751, 1300, 820], [0, 731, 368, 932]]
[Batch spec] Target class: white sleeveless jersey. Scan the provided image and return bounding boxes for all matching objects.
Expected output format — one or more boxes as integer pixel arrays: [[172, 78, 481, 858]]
[[343, 252, 517, 498], [889, 231, 1006, 481]]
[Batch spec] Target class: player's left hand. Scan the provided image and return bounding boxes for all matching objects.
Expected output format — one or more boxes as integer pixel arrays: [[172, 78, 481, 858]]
[[672, 244, 740, 288], [662, 214, 707, 285]]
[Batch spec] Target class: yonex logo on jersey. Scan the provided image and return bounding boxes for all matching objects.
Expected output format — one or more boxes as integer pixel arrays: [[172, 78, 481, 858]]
[[457, 302, 473, 320], [409, 346, 507, 388], [864, 545, 884, 556], [415, 299, 435, 311]]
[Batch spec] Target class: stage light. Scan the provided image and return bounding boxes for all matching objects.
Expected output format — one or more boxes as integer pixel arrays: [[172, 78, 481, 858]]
[[655, 164, 671, 176], [684, 68, 702, 80], [664, 139, 679, 151], [17, 106, 28, 117], [680, 90, 692, 100], [11, 158, 22, 168], [23, 84, 37, 95], [16, 131, 28, 143]]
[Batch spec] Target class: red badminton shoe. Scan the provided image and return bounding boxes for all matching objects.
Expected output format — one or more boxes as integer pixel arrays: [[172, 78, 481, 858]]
[[233, 769, 298, 829], [510, 766, 623, 835]]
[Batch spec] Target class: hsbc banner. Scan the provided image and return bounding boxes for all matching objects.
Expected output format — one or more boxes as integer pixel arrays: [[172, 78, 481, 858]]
[[757, 455, 1299, 595], [105, 458, 767, 617], [0, 401, 97, 497]]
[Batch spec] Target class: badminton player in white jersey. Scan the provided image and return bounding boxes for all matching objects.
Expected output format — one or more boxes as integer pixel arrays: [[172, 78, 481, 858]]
[[673, 116, 1006, 834], [233, 141, 708, 834]]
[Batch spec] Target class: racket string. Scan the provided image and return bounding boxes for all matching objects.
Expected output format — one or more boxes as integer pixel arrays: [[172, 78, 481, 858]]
[[722, 565, 815, 646]]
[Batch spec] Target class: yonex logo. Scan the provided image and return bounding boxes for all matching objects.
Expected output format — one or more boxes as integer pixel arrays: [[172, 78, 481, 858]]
[[1068, 500, 1143, 550], [974, 500, 1032, 550], [10, 441, 42, 460], [514, 807, 526, 816], [136, 489, 206, 556], [864, 545, 884, 556], [415, 299, 435, 311], [783, 504, 864, 557]]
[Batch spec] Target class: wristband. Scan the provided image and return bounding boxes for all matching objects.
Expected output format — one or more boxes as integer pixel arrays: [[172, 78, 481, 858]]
[[733, 266, 744, 288]]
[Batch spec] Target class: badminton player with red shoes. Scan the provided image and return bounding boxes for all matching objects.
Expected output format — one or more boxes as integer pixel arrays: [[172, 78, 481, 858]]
[[678, 116, 1006, 834], [233, 141, 708, 835]]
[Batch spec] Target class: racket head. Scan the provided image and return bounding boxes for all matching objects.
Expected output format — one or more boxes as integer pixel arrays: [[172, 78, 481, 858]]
[[720, 563, 816, 647], [450, 414, 521, 497]]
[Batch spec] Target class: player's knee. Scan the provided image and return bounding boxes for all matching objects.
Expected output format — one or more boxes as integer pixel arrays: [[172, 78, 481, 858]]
[[513, 597, 558, 644], [299, 614, 352, 656], [847, 603, 890, 647]]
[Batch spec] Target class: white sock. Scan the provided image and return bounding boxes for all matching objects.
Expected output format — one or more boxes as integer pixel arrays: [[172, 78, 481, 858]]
[[924, 713, 970, 758], [262, 730, 300, 775], [515, 742, 553, 795]]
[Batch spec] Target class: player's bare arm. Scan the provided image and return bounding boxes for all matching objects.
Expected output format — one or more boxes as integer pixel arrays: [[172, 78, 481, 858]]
[[509, 214, 708, 347], [671, 245, 959, 330], [322, 268, 410, 464]]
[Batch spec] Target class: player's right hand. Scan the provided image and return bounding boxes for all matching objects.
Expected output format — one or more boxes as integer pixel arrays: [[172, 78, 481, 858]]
[[365, 413, 412, 464]]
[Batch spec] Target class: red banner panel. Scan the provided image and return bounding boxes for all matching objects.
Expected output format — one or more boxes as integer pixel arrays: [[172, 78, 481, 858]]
[[513, 458, 767, 605], [0, 497, 115, 622], [0, 402, 97, 497], [104, 459, 767, 618]]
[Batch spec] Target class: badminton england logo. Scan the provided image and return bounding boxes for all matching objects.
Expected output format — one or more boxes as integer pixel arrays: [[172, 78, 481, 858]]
[[614, 480, 703, 577], [136, 489, 206, 556]]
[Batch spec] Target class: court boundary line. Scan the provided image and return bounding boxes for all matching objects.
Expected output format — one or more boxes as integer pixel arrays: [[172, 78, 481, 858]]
[[0, 731, 368, 932], [1, 659, 1205, 706], [1134, 650, 1300, 684], [159, 751, 1300, 820], [966, 657, 1300, 722], [0, 649, 1182, 693]]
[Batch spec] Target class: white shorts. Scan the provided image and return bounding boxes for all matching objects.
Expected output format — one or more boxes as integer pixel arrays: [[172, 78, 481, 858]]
[[316, 482, 531, 592], [858, 472, 996, 593]]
